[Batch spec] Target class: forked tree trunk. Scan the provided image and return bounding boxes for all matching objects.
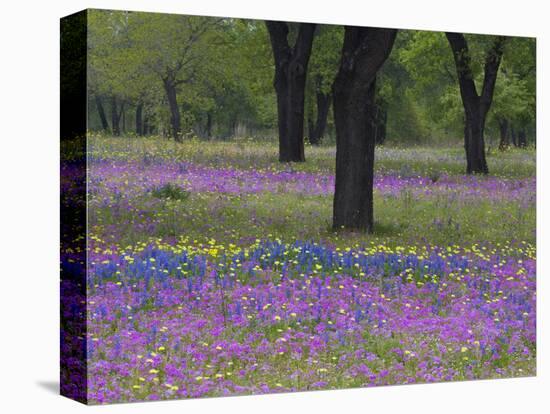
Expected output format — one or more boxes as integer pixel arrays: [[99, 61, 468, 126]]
[[266, 21, 316, 162], [95, 96, 109, 131], [163, 76, 182, 142], [332, 26, 397, 233], [446, 32, 506, 174], [309, 90, 331, 145]]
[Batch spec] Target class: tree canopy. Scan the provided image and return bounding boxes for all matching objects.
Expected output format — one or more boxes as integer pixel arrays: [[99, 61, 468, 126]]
[[87, 10, 535, 150]]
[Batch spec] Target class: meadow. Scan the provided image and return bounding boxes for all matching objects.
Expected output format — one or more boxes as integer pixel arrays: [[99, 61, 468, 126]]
[[80, 135, 536, 403]]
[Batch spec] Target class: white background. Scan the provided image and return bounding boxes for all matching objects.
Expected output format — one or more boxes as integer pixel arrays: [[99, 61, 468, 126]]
[[0, 0, 547, 412]]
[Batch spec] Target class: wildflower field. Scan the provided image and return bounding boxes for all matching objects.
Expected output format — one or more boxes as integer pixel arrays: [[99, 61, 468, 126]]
[[71, 136, 535, 403]]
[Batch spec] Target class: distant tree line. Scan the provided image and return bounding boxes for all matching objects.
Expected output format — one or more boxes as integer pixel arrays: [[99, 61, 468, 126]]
[[87, 10, 536, 233], [89, 11, 535, 149]]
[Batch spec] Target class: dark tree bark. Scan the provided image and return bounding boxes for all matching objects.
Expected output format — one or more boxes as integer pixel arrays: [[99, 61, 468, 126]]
[[373, 99, 388, 145], [332, 26, 397, 233], [446, 33, 506, 174], [121, 105, 126, 134], [163, 76, 182, 142], [110, 96, 123, 136], [518, 128, 527, 148], [206, 111, 213, 139], [110, 96, 119, 136], [266, 21, 316, 162], [309, 88, 331, 145], [377, 107, 387, 145], [497, 117, 509, 150], [143, 115, 151, 136], [135, 102, 143, 136], [95, 96, 109, 131], [510, 126, 517, 147], [307, 106, 315, 144]]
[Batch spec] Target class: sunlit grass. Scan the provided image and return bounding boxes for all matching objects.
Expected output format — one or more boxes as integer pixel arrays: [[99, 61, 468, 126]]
[[87, 134, 536, 178]]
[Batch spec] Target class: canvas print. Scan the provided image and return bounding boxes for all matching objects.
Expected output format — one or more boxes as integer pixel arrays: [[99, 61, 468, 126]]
[[60, 9, 536, 405]]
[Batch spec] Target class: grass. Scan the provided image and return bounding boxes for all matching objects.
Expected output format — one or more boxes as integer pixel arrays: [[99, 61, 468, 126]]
[[88, 135, 536, 178], [87, 134, 535, 249], [90, 189, 535, 250], [80, 135, 536, 403]]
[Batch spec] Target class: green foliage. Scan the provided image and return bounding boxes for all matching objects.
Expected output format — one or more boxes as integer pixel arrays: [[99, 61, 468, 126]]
[[395, 31, 460, 142], [304, 25, 344, 143], [490, 37, 536, 130], [151, 183, 190, 201], [88, 11, 277, 137], [491, 71, 531, 121], [86, 11, 536, 146], [309, 25, 343, 93], [390, 30, 536, 145]]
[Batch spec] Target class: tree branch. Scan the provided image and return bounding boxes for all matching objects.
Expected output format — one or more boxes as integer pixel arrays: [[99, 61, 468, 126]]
[[480, 36, 507, 115], [445, 32, 480, 107]]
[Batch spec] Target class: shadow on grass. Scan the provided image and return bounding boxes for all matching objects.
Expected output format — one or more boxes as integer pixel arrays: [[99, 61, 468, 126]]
[[322, 220, 406, 240], [372, 221, 406, 237]]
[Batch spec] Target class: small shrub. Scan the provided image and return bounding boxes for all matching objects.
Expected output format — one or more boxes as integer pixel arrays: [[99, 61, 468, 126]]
[[151, 183, 190, 201], [428, 170, 441, 183]]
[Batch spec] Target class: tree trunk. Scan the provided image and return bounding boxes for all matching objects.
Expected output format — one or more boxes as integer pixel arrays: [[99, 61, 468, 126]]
[[518, 128, 527, 147], [143, 115, 149, 136], [332, 26, 397, 233], [110, 96, 121, 136], [333, 79, 377, 232], [206, 111, 213, 139], [309, 90, 331, 145], [307, 106, 315, 144], [375, 107, 387, 145], [95, 96, 109, 131], [273, 67, 306, 161], [498, 117, 509, 150], [163, 77, 182, 141], [121, 105, 126, 134], [266, 21, 316, 162], [135, 102, 143, 136], [446, 32, 506, 174], [464, 110, 488, 174], [510, 126, 517, 147]]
